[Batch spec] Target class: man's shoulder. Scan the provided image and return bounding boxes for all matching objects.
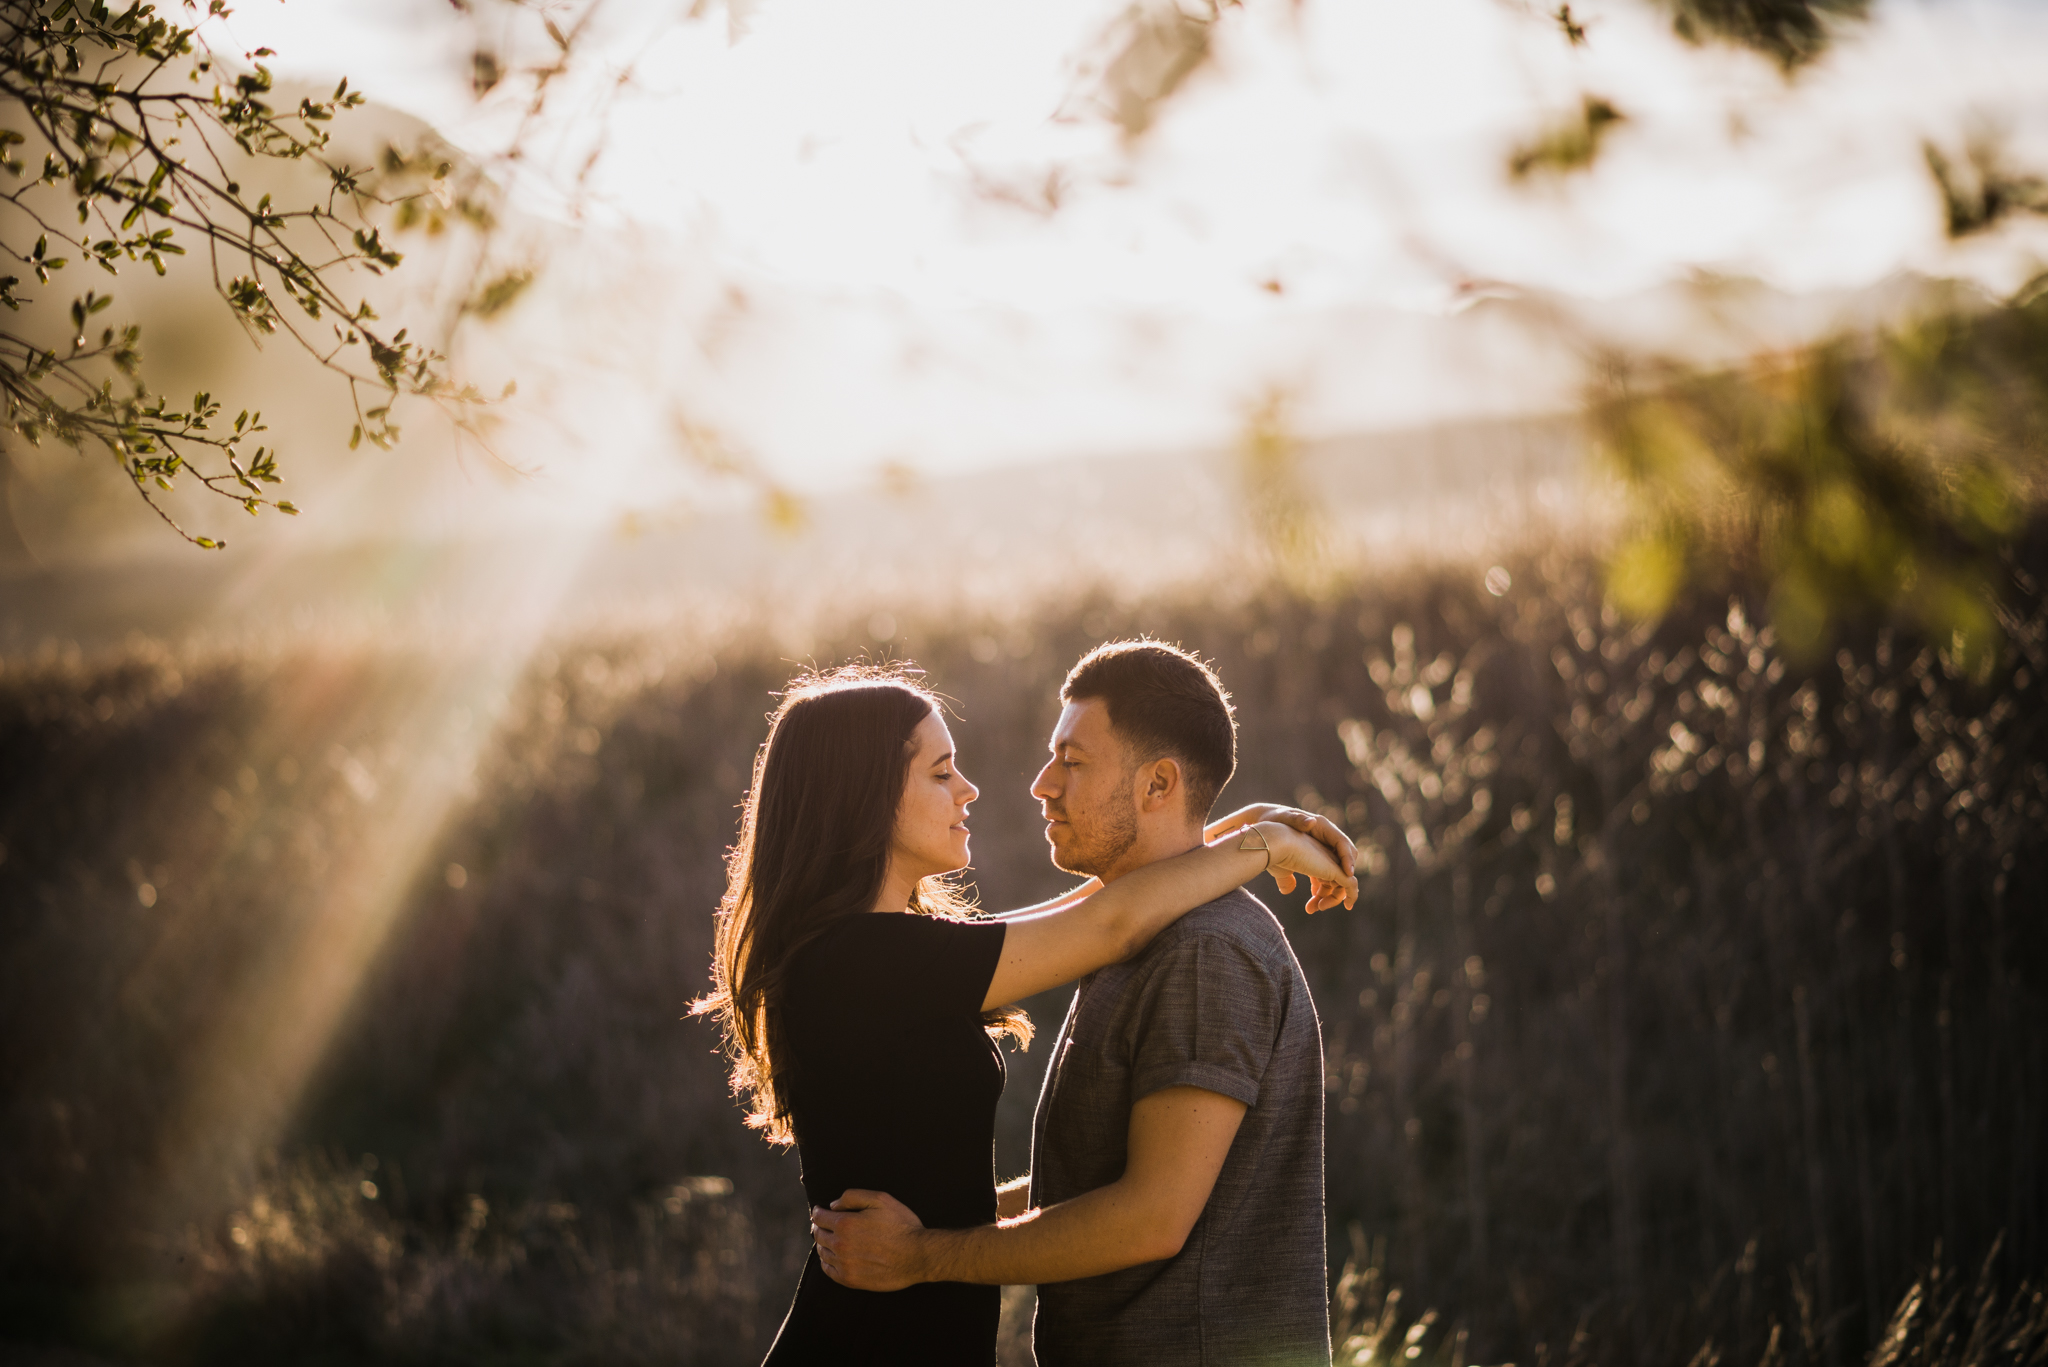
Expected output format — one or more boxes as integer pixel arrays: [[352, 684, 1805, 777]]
[[1139, 887, 1299, 975]]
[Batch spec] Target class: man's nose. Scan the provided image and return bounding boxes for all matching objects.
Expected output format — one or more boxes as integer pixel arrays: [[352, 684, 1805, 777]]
[[1030, 757, 1059, 800]]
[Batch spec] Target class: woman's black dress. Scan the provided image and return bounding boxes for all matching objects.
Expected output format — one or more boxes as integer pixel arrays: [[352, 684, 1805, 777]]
[[762, 911, 1009, 1366]]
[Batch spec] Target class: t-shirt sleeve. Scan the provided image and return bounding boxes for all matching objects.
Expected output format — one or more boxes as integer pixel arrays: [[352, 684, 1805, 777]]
[[1123, 931, 1283, 1109], [817, 914, 1007, 1026]]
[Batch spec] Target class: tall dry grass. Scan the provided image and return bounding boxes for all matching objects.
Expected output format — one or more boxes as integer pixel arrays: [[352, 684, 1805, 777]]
[[1, 524, 2043, 1365]]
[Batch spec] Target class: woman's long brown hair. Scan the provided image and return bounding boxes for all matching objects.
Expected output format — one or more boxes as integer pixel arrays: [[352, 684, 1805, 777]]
[[690, 664, 1029, 1146]]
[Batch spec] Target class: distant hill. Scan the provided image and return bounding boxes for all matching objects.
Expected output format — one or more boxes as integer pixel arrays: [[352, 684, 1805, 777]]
[[0, 411, 1586, 657]]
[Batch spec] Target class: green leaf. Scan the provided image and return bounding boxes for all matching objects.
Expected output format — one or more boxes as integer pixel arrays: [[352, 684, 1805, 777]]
[[468, 268, 534, 320]]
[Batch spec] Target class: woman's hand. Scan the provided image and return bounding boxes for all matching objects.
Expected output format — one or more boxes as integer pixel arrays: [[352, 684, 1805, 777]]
[[1250, 820, 1359, 913], [1207, 804, 1359, 906]]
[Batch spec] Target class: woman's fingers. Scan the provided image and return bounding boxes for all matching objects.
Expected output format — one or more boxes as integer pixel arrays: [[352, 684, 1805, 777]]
[[1265, 807, 1359, 877], [1302, 879, 1353, 914], [1268, 826, 1359, 898], [1252, 826, 1363, 914], [1216, 803, 1363, 880], [1310, 814, 1358, 876]]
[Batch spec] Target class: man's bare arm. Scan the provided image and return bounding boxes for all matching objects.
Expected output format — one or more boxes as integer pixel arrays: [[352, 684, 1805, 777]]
[[812, 1087, 1247, 1290]]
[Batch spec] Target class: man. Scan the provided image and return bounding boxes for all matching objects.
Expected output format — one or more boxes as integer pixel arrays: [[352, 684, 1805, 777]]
[[812, 640, 1335, 1366]]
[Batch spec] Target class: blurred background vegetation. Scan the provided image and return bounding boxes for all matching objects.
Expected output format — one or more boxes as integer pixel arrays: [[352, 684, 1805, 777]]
[[6, 0, 2048, 1364], [4, 531, 2046, 1366]]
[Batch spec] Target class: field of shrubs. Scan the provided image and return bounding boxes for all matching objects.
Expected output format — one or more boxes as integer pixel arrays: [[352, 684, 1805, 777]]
[[2, 525, 2044, 1366]]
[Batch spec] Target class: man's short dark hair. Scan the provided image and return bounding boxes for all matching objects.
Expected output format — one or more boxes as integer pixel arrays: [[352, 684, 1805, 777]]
[[1062, 640, 1236, 820]]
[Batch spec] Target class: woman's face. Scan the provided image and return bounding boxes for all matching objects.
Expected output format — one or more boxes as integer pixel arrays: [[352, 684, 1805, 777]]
[[890, 709, 978, 881]]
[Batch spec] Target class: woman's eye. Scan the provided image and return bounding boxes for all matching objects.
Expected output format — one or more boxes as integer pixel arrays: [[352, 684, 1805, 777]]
[[936, 771, 952, 781]]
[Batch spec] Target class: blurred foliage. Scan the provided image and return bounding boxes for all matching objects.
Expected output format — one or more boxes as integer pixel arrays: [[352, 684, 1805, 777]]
[[3, 528, 2044, 1363], [158, 1160, 761, 1366], [1508, 95, 1626, 182], [670, 411, 809, 534], [1237, 386, 1329, 591], [1506, 0, 1879, 182], [1327, 1231, 2048, 1367], [1924, 131, 2048, 241], [1083, 0, 1234, 140], [0, 0, 491, 547], [1552, 5, 1590, 48], [1660, 0, 1871, 71], [1321, 546, 2046, 1361], [1593, 277, 2048, 664]]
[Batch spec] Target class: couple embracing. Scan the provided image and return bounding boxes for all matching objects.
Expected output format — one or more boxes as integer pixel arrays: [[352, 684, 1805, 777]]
[[696, 640, 1358, 1366]]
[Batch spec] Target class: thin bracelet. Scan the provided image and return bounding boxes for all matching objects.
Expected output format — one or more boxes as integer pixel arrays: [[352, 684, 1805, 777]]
[[1236, 822, 1272, 870]]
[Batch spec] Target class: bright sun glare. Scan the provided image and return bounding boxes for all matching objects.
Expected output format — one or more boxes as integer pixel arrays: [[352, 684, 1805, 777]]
[[206, 0, 2048, 490]]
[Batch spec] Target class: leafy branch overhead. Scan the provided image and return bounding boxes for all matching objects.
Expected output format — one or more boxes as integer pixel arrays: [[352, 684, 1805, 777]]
[[1661, 0, 1872, 72], [0, 0, 490, 548], [1924, 132, 2048, 240], [1508, 97, 1625, 182], [1509, 0, 1876, 185], [1593, 278, 2048, 666]]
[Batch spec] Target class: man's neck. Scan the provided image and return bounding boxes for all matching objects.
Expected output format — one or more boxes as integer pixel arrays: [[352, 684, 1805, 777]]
[[1095, 823, 1206, 885]]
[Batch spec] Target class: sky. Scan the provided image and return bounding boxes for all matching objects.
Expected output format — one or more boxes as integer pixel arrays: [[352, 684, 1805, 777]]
[[196, 0, 2048, 506]]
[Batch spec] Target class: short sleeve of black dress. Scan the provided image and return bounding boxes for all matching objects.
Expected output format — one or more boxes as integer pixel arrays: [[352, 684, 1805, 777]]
[[779, 912, 1009, 1229], [767, 913, 1010, 1367]]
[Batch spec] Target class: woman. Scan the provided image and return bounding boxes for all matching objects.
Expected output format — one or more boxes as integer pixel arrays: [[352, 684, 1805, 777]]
[[693, 665, 1354, 1366]]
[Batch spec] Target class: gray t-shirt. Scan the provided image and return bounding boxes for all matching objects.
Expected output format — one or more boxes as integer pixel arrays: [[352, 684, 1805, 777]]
[[1028, 887, 1331, 1367]]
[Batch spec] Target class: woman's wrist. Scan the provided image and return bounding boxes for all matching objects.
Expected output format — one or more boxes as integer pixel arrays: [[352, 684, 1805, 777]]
[[1206, 819, 1280, 858], [1203, 803, 1280, 843]]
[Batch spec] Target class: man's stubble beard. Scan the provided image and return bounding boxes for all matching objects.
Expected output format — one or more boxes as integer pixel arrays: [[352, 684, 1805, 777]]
[[1052, 784, 1140, 880]]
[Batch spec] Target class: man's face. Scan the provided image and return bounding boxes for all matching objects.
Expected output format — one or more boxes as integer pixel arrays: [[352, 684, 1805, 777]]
[[1030, 698, 1140, 880]]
